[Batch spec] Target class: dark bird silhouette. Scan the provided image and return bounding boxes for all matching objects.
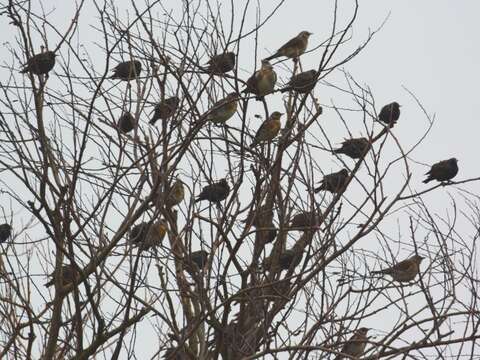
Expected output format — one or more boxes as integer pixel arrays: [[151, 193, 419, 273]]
[[250, 111, 283, 148], [190, 250, 209, 270], [335, 327, 369, 360], [129, 220, 167, 250], [206, 52, 235, 74], [242, 60, 277, 100], [0, 224, 12, 243], [289, 211, 321, 230], [278, 248, 303, 271], [110, 60, 142, 81], [314, 169, 349, 193], [333, 137, 371, 159], [280, 69, 318, 93], [258, 221, 278, 245], [195, 178, 230, 204], [264, 31, 312, 61], [150, 96, 180, 125], [378, 102, 401, 125], [423, 158, 458, 183], [20, 50, 57, 75], [242, 204, 273, 228], [371, 255, 424, 282], [118, 112, 136, 133], [44, 264, 80, 288], [203, 93, 239, 124]]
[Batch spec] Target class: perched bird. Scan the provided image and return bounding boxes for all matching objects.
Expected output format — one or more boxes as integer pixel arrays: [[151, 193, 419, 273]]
[[289, 211, 321, 230], [117, 112, 136, 133], [242, 60, 277, 100], [242, 204, 274, 228], [423, 158, 458, 184], [0, 224, 12, 243], [314, 169, 349, 194], [190, 250, 209, 270], [206, 52, 235, 74], [20, 50, 56, 75], [250, 111, 283, 148], [44, 264, 80, 288], [335, 327, 369, 360], [378, 102, 401, 126], [150, 96, 180, 125], [129, 220, 167, 250], [264, 31, 312, 61], [203, 93, 239, 125], [165, 179, 185, 208], [110, 60, 142, 81], [258, 222, 278, 244], [280, 69, 318, 94], [333, 137, 371, 159], [195, 178, 230, 204], [371, 254, 424, 282], [279, 248, 303, 271]]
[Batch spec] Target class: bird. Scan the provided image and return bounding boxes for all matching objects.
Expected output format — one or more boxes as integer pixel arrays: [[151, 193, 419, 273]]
[[242, 60, 277, 100], [44, 264, 80, 288], [129, 220, 167, 250], [332, 137, 371, 159], [165, 179, 185, 208], [423, 158, 458, 184], [264, 31, 313, 61], [20, 50, 57, 75], [278, 248, 303, 271], [242, 204, 274, 228], [203, 93, 239, 125], [378, 102, 401, 126], [195, 178, 230, 204], [335, 327, 369, 360], [190, 250, 209, 270], [206, 52, 235, 74], [110, 60, 142, 81], [289, 211, 321, 230], [250, 111, 283, 148], [258, 221, 278, 244], [280, 69, 318, 94], [371, 254, 424, 282], [0, 224, 12, 243], [150, 96, 180, 125], [314, 169, 349, 193], [117, 112, 136, 133]]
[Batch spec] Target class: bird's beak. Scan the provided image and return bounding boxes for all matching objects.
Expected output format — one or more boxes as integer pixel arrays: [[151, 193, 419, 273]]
[[308, 32, 313, 35]]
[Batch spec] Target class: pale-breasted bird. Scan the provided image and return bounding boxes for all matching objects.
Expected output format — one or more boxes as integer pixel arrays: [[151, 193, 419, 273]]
[[129, 220, 168, 250], [110, 60, 142, 81], [44, 264, 80, 288], [203, 93, 239, 125], [118, 112, 136, 133], [335, 327, 369, 360], [150, 96, 180, 125], [242, 60, 277, 100], [371, 254, 424, 282], [423, 158, 458, 183], [333, 137, 371, 159], [314, 169, 349, 194], [250, 111, 283, 148], [165, 179, 185, 208], [378, 102, 401, 125], [280, 69, 318, 94], [0, 224, 12, 243], [289, 211, 322, 230], [264, 31, 312, 61], [206, 52, 235, 74], [20, 50, 57, 75], [195, 178, 230, 204]]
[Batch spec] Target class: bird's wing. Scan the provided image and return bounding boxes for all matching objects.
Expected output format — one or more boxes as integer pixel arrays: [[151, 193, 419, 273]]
[[278, 36, 302, 52], [393, 259, 414, 272]]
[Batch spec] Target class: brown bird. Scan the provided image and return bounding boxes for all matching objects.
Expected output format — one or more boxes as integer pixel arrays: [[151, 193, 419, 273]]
[[314, 169, 349, 193], [289, 211, 322, 230], [20, 50, 57, 75], [110, 60, 142, 81], [250, 111, 283, 148], [278, 248, 303, 271], [203, 93, 239, 125], [423, 158, 458, 183], [195, 178, 230, 204], [280, 69, 318, 93], [117, 112, 136, 133], [378, 102, 401, 125], [44, 264, 80, 288], [242, 204, 274, 228], [165, 179, 185, 208], [0, 224, 12, 243], [150, 96, 180, 125], [206, 52, 235, 74], [371, 254, 424, 282], [190, 250, 209, 270], [129, 220, 167, 250], [335, 327, 369, 360], [242, 60, 277, 100], [258, 221, 278, 244], [333, 137, 371, 159], [264, 31, 312, 61]]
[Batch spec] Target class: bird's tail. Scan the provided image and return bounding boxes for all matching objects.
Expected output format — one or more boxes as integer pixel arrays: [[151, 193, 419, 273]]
[[313, 184, 324, 193], [44, 280, 54, 288], [422, 177, 433, 184], [332, 148, 343, 155], [264, 54, 278, 61], [371, 269, 390, 275], [194, 198, 202, 203], [149, 117, 157, 125]]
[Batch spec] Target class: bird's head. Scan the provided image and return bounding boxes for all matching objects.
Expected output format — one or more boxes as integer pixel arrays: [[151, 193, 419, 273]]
[[227, 92, 239, 100], [300, 31, 313, 38], [271, 111, 283, 120], [357, 327, 369, 335], [226, 52, 235, 62], [1, 223, 12, 232], [449, 158, 458, 165], [219, 178, 229, 186], [340, 169, 349, 177], [46, 51, 57, 59], [392, 101, 401, 110], [413, 255, 425, 264], [261, 59, 273, 70]]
